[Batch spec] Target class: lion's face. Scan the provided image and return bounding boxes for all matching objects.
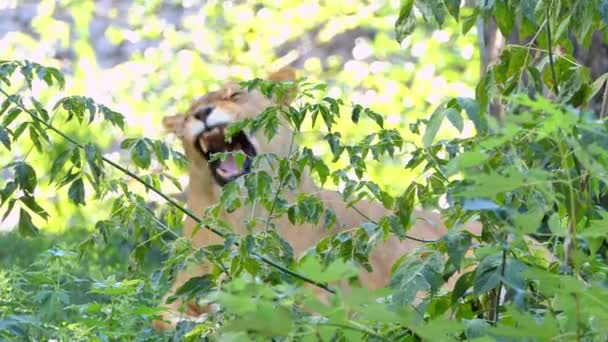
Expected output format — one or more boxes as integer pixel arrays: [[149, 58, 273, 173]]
[[163, 69, 295, 186]]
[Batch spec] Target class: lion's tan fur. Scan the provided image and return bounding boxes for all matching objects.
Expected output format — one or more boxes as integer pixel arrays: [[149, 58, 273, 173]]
[[153, 69, 481, 329]]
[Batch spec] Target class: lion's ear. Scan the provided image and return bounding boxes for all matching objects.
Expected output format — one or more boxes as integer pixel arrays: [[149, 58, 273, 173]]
[[162, 114, 185, 135], [268, 67, 297, 104], [268, 67, 296, 82]]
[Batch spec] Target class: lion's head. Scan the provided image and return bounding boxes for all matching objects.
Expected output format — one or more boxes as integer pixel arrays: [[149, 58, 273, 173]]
[[163, 68, 295, 186]]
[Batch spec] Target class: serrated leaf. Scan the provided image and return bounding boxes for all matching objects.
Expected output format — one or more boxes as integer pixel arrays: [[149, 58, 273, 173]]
[[19, 195, 48, 220], [443, 231, 471, 269], [395, 0, 416, 42], [323, 208, 336, 230], [68, 178, 85, 205], [99, 104, 125, 130], [14, 162, 37, 194], [390, 249, 445, 305], [18, 208, 39, 237], [131, 140, 151, 169]]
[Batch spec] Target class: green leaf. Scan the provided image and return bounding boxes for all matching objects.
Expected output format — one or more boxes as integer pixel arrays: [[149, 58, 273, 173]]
[[423, 107, 446, 147], [19, 195, 48, 220], [443, 231, 471, 269], [323, 208, 336, 230], [18, 208, 39, 237], [452, 271, 474, 302], [99, 104, 125, 130], [173, 275, 215, 301], [457, 168, 547, 198], [0, 126, 10, 150], [494, 0, 514, 37], [68, 178, 85, 205], [474, 253, 501, 295], [131, 140, 151, 169], [0, 98, 10, 116], [444, 0, 460, 20], [2, 198, 16, 222], [45, 66, 65, 89], [461, 9, 479, 34], [395, 0, 416, 43], [390, 249, 445, 305], [49, 148, 72, 183], [351, 104, 361, 123], [84, 143, 103, 184], [415, 0, 445, 25], [364, 108, 384, 128], [0, 181, 17, 207], [446, 150, 488, 175], [244, 171, 273, 203], [3, 108, 22, 126], [601, 0, 608, 27], [445, 107, 463, 132], [14, 162, 37, 194]]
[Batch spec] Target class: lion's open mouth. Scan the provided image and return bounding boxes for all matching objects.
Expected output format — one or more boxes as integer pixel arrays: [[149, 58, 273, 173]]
[[195, 125, 257, 186]]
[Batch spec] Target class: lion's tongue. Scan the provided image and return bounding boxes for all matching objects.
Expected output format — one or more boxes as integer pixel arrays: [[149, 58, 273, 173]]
[[218, 155, 240, 177]]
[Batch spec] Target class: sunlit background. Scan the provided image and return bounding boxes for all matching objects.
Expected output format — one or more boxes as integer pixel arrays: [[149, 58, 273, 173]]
[[0, 0, 480, 309]]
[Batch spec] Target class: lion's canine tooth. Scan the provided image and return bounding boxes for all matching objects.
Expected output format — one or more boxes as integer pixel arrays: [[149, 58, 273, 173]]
[[199, 138, 208, 153]]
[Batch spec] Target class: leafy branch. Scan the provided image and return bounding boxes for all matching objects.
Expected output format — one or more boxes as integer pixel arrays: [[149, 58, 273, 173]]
[[0, 86, 336, 295]]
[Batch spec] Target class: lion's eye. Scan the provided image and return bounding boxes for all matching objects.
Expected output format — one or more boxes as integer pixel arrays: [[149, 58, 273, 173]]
[[229, 92, 244, 101]]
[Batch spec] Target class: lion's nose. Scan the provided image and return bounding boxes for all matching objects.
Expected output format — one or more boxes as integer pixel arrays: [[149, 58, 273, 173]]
[[194, 106, 214, 121]]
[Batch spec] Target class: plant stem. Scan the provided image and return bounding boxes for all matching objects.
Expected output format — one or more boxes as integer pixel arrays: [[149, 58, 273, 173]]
[[0, 87, 336, 294], [493, 248, 507, 325], [263, 130, 296, 236], [601, 80, 608, 119], [350, 203, 437, 243], [545, 6, 559, 96]]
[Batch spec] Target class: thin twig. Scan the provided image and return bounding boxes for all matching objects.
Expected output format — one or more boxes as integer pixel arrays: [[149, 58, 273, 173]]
[[545, 6, 559, 96], [0, 87, 336, 294], [349, 202, 437, 243]]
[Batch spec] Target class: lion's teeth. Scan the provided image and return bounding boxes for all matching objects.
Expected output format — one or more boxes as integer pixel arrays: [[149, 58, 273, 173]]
[[199, 139, 208, 152], [203, 127, 221, 139]]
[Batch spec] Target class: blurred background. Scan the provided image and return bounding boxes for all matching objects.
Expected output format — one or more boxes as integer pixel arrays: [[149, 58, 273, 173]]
[[0, 0, 479, 337]]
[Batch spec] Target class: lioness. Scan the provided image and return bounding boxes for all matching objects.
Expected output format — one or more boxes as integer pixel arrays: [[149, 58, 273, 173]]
[[154, 69, 479, 329]]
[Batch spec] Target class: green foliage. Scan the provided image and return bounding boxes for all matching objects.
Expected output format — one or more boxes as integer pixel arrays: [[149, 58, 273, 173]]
[[1, 0, 608, 340]]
